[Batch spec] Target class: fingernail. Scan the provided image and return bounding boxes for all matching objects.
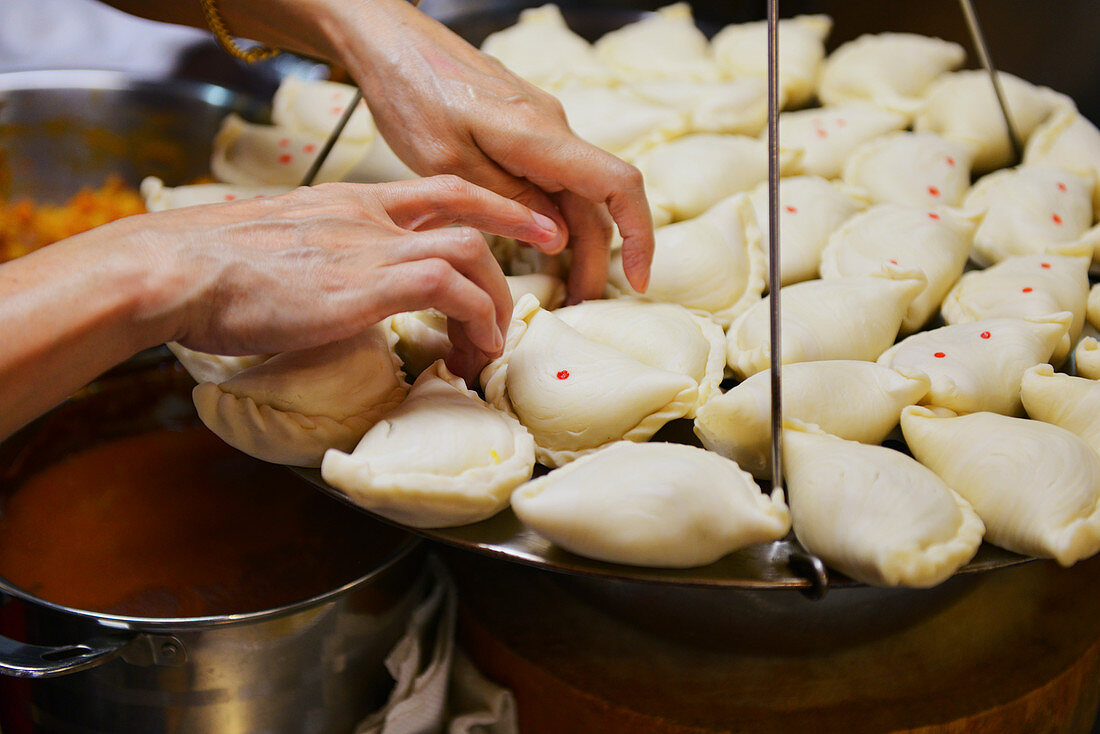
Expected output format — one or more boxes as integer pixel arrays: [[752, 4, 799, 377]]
[[492, 325, 505, 353], [531, 211, 558, 234]]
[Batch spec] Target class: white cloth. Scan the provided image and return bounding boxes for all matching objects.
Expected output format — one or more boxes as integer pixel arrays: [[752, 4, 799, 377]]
[[0, 0, 207, 74], [357, 556, 518, 734]]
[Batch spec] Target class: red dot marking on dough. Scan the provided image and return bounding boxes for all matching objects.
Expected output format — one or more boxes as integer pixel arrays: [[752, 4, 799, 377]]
[[815, 127, 828, 138], [331, 106, 343, 115], [278, 154, 293, 165], [928, 186, 941, 197], [303, 144, 317, 153], [889, 259, 899, 265], [331, 92, 342, 101], [556, 370, 570, 380], [946, 157, 956, 167], [835, 118, 847, 127], [785, 205, 798, 214], [934, 352, 947, 359], [224, 194, 236, 201], [1052, 213, 1063, 225], [928, 212, 941, 220], [980, 331, 991, 339], [278, 138, 290, 148], [1041, 262, 1052, 269], [1022, 286, 1034, 293], [1058, 182, 1068, 192]]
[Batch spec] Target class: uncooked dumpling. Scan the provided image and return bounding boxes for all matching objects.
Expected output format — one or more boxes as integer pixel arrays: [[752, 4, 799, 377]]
[[901, 405, 1100, 566], [941, 251, 1090, 365], [167, 343, 270, 386], [593, 3, 718, 82], [913, 70, 1070, 172], [386, 310, 450, 380], [480, 4, 615, 90], [210, 114, 370, 186], [320, 360, 535, 528], [608, 193, 765, 327], [1021, 363, 1100, 457], [1025, 105, 1100, 218], [841, 132, 974, 208], [554, 297, 726, 415], [140, 177, 289, 212], [820, 203, 975, 333], [711, 15, 832, 108], [964, 165, 1100, 266], [192, 324, 408, 467], [553, 85, 689, 159], [725, 265, 925, 379], [1074, 337, 1100, 380], [511, 441, 790, 568], [776, 104, 908, 179], [817, 33, 965, 116], [634, 134, 796, 221], [695, 361, 929, 479], [877, 315, 1070, 416], [506, 273, 567, 310], [343, 134, 419, 183], [747, 175, 868, 286], [482, 296, 698, 467], [783, 421, 984, 587], [271, 77, 375, 143], [629, 77, 777, 136], [1088, 283, 1100, 330]]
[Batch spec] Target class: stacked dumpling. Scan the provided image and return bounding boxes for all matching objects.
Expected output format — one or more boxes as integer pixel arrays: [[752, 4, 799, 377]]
[[165, 4, 1100, 582]]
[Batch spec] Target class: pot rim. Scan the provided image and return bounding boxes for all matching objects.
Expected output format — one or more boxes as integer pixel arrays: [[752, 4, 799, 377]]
[[0, 534, 423, 632]]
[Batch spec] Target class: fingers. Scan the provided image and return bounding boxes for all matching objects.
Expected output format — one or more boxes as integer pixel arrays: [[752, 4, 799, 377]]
[[484, 133, 655, 293], [377, 257, 503, 357], [392, 226, 512, 341], [371, 175, 561, 246], [555, 190, 614, 304], [445, 322, 491, 385], [447, 156, 570, 255]]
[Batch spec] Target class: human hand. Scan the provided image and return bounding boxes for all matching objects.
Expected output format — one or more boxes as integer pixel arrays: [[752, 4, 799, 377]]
[[300, 0, 656, 303], [129, 177, 557, 380]]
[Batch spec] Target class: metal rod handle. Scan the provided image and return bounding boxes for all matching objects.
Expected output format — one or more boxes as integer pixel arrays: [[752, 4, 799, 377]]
[[957, 0, 1023, 164]]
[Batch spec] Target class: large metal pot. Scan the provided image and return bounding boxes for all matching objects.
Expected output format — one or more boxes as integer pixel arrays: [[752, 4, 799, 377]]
[[0, 365, 428, 734]]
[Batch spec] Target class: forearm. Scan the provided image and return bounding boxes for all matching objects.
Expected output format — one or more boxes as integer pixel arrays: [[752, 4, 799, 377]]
[[0, 225, 173, 439]]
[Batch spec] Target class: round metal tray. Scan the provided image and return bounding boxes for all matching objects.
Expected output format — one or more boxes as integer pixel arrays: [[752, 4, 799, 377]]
[[291, 418, 1034, 593]]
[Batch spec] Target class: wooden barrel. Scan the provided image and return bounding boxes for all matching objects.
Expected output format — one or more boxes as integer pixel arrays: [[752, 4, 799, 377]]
[[446, 550, 1100, 733]]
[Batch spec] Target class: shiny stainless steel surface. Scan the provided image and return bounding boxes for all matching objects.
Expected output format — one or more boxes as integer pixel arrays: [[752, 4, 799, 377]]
[[0, 69, 268, 203], [0, 367, 427, 733]]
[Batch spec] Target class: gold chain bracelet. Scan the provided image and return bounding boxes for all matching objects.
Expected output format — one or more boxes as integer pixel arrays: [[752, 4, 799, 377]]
[[199, 0, 281, 64]]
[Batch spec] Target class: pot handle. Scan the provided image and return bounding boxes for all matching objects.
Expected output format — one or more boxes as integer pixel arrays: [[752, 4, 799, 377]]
[[0, 633, 133, 678]]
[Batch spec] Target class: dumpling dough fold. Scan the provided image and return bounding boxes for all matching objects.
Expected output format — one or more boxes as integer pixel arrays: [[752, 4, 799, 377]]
[[167, 343, 270, 386], [1024, 105, 1100, 220], [963, 165, 1100, 267], [725, 265, 925, 379], [552, 85, 689, 160], [593, 3, 718, 83], [695, 361, 929, 480], [141, 177, 289, 212], [711, 15, 832, 108], [1022, 363, 1100, 457], [817, 33, 965, 117], [1076, 337, 1100, 380], [841, 132, 974, 209], [877, 315, 1070, 416], [480, 4, 615, 90], [554, 297, 726, 416], [913, 71, 1070, 172], [193, 324, 408, 467], [820, 203, 975, 334], [321, 360, 535, 528], [901, 405, 1100, 566], [271, 77, 375, 144], [482, 296, 698, 467], [748, 175, 869, 287], [941, 250, 1090, 365], [511, 441, 791, 568], [629, 77, 778, 136], [775, 104, 908, 179], [783, 421, 984, 587], [609, 193, 765, 327]]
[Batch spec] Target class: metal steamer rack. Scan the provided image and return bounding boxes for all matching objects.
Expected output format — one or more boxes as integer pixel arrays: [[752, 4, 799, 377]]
[[295, 0, 1035, 596]]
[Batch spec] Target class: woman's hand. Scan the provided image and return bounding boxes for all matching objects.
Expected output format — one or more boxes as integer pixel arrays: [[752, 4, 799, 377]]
[[140, 177, 556, 378], [0, 177, 552, 437]]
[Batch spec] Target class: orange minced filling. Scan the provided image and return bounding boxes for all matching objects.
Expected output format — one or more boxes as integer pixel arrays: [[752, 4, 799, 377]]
[[0, 176, 146, 263]]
